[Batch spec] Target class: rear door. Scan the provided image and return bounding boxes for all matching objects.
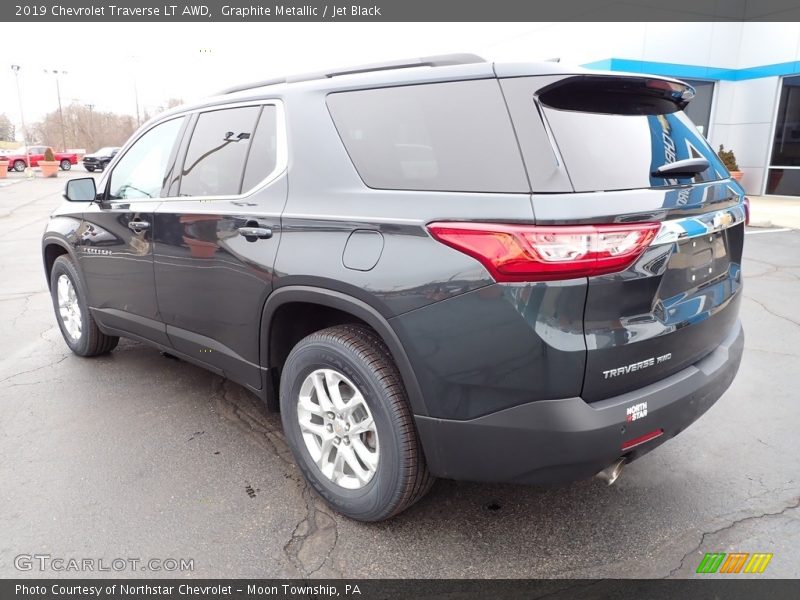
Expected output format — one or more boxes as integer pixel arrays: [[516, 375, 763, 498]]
[[152, 101, 287, 390], [502, 74, 745, 402]]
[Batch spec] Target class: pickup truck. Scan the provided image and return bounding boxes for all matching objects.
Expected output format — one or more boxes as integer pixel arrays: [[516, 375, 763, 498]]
[[4, 146, 78, 172]]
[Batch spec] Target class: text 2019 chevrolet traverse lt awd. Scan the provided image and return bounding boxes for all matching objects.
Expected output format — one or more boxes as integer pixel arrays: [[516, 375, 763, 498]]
[[42, 55, 745, 521]]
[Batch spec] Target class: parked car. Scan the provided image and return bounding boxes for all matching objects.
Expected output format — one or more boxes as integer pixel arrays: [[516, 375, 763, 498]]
[[82, 147, 120, 172], [5, 145, 77, 171], [42, 55, 746, 521]]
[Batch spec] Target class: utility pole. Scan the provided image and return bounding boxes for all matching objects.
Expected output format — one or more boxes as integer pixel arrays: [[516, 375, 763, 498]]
[[44, 69, 68, 151], [10, 65, 32, 177], [133, 75, 141, 127], [86, 103, 94, 149]]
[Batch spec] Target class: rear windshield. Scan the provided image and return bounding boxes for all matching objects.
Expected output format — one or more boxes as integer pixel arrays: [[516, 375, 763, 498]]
[[327, 80, 530, 193], [537, 77, 727, 192]]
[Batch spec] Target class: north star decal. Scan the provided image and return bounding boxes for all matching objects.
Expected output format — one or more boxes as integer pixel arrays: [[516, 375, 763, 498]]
[[626, 402, 648, 422]]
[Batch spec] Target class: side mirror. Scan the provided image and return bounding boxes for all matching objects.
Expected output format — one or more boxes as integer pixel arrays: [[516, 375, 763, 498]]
[[64, 177, 97, 202]]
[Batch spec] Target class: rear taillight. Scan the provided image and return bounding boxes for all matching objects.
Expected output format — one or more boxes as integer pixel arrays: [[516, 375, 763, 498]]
[[743, 196, 750, 226], [427, 222, 660, 282]]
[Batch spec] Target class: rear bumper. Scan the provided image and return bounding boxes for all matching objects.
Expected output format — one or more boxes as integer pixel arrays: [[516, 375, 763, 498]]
[[415, 320, 744, 484]]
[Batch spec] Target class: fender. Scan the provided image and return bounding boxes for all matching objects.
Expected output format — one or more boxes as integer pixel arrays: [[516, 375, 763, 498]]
[[260, 285, 429, 416], [41, 216, 84, 288]]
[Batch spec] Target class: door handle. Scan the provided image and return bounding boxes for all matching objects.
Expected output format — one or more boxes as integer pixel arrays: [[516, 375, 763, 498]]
[[238, 226, 272, 241], [128, 220, 150, 231]]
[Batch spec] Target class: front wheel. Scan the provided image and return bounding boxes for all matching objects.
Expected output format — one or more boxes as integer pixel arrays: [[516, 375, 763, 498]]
[[50, 255, 119, 356], [280, 324, 434, 521], [13, 160, 25, 172], [60, 159, 71, 171], [85, 166, 95, 172]]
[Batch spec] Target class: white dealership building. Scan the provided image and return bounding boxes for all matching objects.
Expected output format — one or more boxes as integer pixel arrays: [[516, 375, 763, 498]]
[[495, 22, 800, 197]]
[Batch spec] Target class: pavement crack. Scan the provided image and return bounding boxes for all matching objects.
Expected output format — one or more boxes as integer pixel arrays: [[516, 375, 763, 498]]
[[661, 495, 800, 579], [744, 294, 800, 329], [283, 484, 340, 578], [0, 355, 68, 384]]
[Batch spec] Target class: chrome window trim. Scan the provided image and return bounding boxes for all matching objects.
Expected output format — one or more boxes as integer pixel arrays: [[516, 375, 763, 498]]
[[652, 203, 746, 246], [113, 99, 287, 204]]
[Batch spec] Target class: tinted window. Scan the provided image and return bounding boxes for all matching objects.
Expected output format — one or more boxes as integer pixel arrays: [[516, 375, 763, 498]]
[[109, 117, 184, 200], [542, 106, 726, 192], [241, 105, 279, 192], [327, 80, 529, 193], [179, 106, 260, 197]]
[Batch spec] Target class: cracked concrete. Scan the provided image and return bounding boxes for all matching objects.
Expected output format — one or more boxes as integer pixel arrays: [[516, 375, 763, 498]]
[[1, 172, 798, 578], [663, 497, 800, 578]]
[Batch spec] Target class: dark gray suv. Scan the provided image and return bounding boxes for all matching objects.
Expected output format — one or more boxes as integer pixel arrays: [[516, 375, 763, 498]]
[[43, 55, 745, 521]]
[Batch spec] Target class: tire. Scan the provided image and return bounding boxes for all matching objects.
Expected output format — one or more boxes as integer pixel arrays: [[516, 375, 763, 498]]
[[280, 324, 434, 521], [100, 161, 109, 171], [85, 166, 95, 172], [13, 160, 25, 172], [60, 159, 71, 171], [50, 255, 119, 357]]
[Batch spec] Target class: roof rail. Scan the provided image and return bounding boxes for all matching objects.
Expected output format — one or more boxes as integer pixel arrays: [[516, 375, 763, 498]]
[[218, 53, 486, 95]]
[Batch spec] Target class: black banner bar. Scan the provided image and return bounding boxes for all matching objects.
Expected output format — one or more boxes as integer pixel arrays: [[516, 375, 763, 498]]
[[4, 0, 800, 22], [4, 579, 800, 600]]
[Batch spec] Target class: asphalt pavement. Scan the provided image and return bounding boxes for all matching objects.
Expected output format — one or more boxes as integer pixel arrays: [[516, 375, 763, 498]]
[[1, 169, 798, 578]]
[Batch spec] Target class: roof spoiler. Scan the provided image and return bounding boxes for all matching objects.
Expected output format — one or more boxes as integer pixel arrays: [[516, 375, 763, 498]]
[[218, 53, 486, 95]]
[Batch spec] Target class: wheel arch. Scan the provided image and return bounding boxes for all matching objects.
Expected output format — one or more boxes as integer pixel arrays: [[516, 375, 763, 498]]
[[41, 236, 78, 290], [260, 286, 429, 417]]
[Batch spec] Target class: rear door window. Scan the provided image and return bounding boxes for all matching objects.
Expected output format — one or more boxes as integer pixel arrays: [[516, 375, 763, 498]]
[[327, 80, 530, 193], [536, 76, 727, 192], [179, 106, 261, 197], [241, 105, 279, 192]]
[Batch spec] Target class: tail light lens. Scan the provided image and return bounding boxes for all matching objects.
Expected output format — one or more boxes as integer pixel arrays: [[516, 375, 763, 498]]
[[427, 222, 660, 282]]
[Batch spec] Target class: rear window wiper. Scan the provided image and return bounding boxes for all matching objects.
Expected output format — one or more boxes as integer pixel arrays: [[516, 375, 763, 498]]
[[652, 157, 709, 178]]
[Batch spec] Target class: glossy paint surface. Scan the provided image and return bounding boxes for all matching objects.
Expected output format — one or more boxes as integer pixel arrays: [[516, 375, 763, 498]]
[[41, 64, 744, 428]]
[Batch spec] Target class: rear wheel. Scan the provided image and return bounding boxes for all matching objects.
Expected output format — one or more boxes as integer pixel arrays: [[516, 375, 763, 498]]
[[280, 324, 433, 521], [13, 160, 25, 172], [50, 255, 118, 356], [60, 159, 71, 171]]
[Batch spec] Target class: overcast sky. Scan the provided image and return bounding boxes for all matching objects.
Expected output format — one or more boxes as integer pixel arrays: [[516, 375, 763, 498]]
[[1, 21, 749, 133], [0, 22, 639, 126]]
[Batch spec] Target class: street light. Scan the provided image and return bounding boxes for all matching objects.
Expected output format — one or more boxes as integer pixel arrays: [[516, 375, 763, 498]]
[[44, 68, 68, 151], [9, 65, 32, 177], [86, 103, 95, 149]]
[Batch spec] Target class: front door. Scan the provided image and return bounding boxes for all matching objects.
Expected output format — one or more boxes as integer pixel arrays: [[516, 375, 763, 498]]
[[79, 116, 187, 344]]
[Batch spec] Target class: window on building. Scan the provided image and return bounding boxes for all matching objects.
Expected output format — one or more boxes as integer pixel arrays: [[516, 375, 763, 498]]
[[767, 75, 800, 195], [682, 79, 715, 137]]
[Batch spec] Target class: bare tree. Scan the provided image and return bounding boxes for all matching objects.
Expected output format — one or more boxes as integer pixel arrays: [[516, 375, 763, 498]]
[[0, 114, 15, 142], [28, 100, 181, 151]]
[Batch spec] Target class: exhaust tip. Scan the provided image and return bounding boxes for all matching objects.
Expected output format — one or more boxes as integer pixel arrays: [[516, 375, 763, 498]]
[[595, 458, 626, 486]]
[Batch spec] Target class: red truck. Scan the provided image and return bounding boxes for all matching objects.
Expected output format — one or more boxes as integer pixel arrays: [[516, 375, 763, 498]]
[[5, 146, 78, 172]]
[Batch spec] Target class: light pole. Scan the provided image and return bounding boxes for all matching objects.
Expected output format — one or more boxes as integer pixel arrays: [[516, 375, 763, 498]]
[[133, 73, 141, 127], [128, 55, 141, 127], [86, 103, 94, 149], [10, 65, 32, 177], [44, 69, 68, 151]]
